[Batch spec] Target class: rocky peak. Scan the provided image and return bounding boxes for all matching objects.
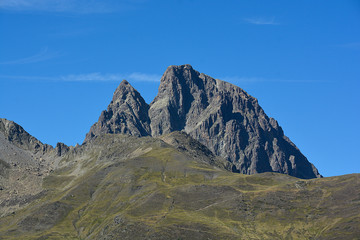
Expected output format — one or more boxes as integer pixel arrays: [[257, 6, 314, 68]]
[[149, 65, 321, 178], [55, 142, 70, 157], [112, 80, 135, 101], [0, 118, 52, 154], [84, 65, 321, 179], [149, 64, 215, 135], [84, 80, 151, 142]]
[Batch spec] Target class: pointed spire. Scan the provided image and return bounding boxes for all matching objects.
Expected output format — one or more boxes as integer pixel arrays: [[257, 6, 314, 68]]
[[84, 80, 151, 142], [84, 65, 321, 179], [112, 79, 136, 101]]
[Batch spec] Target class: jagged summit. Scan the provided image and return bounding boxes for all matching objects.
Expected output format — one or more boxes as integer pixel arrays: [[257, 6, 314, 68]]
[[0, 118, 52, 154], [0, 118, 69, 157], [112, 79, 133, 101], [84, 79, 150, 142], [85, 65, 321, 179], [2, 66, 360, 240], [149, 64, 203, 135]]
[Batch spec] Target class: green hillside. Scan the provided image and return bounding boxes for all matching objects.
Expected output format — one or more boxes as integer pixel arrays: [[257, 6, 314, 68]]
[[0, 134, 359, 239]]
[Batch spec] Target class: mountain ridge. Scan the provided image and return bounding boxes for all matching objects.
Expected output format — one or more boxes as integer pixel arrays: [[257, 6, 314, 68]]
[[0, 129, 358, 239], [85, 80, 151, 141], [1, 105, 359, 239], [85, 64, 321, 179]]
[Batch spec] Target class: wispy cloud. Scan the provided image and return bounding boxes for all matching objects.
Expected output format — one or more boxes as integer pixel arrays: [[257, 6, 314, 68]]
[[0, 72, 162, 82], [0, 74, 324, 83], [126, 73, 161, 82], [221, 76, 328, 83], [60, 73, 124, 82], [48, 28, 94, 38], [221, 77, 264, 83], [0, 47, 62, 65], [244, 17, 279, 25], [0, 0, 143, 14], [60, 72, 161, 82], [336, 42, 360, 50]]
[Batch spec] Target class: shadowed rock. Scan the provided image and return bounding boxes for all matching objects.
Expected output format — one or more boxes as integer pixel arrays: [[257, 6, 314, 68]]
[[84, 65, 321, 179], [85, 80, 151, 142], [0, 118, 52, 154], [55, 142, 69, 157], [149, 65, 321, 179]]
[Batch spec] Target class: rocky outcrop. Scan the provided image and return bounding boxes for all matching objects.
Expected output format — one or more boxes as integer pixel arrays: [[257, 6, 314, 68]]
[[159, 131, 229, 170], [85, 65, 321, 179], [55, 142, 70, 157], [0, 118, 52, 154], [85, 80, 151, 142], [0, 119, 57, 217], [149, 65, 321, 179]]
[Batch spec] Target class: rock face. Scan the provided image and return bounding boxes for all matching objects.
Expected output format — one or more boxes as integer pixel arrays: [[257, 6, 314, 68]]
[[0, 118, 52, 154], [85, 80, 151, 142], [0, 118, 56, 217], [159, 131, 229, 170], [85, 65, 321, 179], [149, 65, 321, 179]]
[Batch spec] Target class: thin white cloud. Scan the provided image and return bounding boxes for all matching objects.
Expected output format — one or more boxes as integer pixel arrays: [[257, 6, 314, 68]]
[[336, 42, 360, 50], [0, 72, 162, 82], [127, 73, 161, 82], [221, 77, 264, 83], [48, 28, 94, 38], [0, 75, 58, 81], [0, 74, 325, 83], [0, 0, 30, 8], [0, 47, 62, 65], [0, 0, 141, 14], [60, 73, 124, 82], [244, 17, 279, 25], [60, 72, 161, 82], [221, 76, 328, 83]]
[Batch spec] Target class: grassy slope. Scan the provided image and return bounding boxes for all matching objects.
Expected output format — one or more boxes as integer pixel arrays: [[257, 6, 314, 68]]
[[0, 134, 359, 240]]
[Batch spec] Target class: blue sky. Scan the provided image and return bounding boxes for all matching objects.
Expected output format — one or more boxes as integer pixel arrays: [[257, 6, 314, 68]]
[[0, 0, 359, 177]]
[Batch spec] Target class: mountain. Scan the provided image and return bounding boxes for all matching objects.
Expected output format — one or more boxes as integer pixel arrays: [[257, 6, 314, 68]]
[[85, 64, 321, 179], [0, 118, 69, 217], [0, 79, 358, 239], [0, 118, 52, 154], [0, 131, 359, 239], [85, 80, 151, 141]]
